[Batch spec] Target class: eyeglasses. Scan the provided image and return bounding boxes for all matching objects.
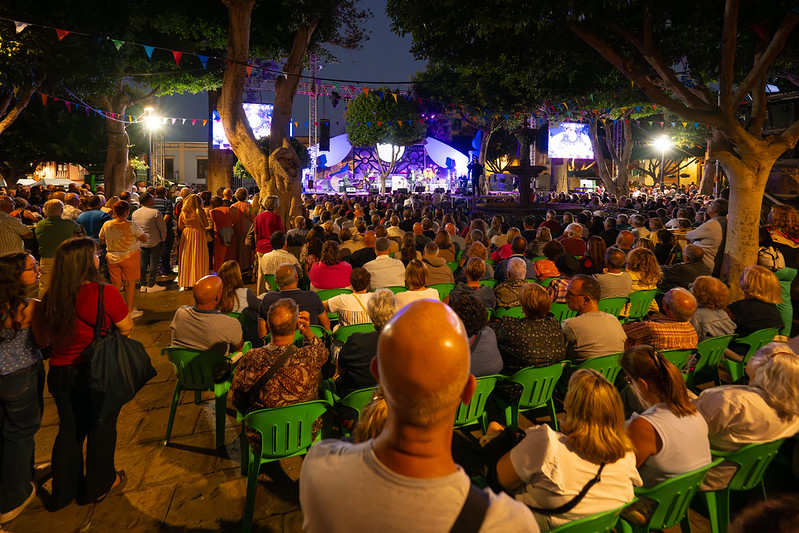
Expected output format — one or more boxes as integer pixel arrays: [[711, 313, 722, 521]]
[[622, 374, 633, 385], [24, 264, 40, 272]]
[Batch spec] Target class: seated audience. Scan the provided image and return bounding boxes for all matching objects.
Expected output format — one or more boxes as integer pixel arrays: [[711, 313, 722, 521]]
[[494, 237, 536, 282], [689, 276, 736, 340], [324, 268, 373, 328], [594, 247, 632, 299], [348, 231, 377, 268], [335, 289, 397, 396], [653, 229, 681, 265], [579, 235, 606, 276], [491, 227, 521, 262], [309, 241, 353, 290], [561, 275, 627, 363], [495, 369, 640, 530], [258, 231, 300, 289], [217, 260, 260, 314], [615, 230, 635, 254], [623, 247, 661, 315], [533, 240, 563, 280], [435, 229, 457, 262], [395, 259, 440, 308], [620, 346, 711, 486], [528, 227, 552, 258], [494, 257, 530, 309], [422, 241, 455, 286], [258, 264, 330, 337], [455, 241, 494, 282], [557, 223, 587, 256], [658, 244, 711, 291], [546, 254, 580, 304], [170, 275, 243, 355], [450, 293, 503, 376], [623, 288, 698, 351], [363, 237, 405, 288], [450, 257, 496, 310], [300, 300, 538, 531], [399, 233, 422, 265], [695, 343, 799, 489], [491, 284, 566, 373]]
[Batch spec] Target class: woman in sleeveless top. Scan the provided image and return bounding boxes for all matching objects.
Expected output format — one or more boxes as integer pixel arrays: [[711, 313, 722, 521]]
[[177, 194, 209, 290]]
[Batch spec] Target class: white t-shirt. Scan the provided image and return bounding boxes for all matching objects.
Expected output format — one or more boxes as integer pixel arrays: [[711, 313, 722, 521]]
[[300, 440, 539, 533], [326, 292, 373, 327], [395, 288, 441, 309], [509, 425, 641, 530]]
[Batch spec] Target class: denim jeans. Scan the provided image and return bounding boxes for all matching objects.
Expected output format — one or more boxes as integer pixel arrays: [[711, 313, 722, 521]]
[[0, 362, 44, 513], [140, 243, 164, 287]]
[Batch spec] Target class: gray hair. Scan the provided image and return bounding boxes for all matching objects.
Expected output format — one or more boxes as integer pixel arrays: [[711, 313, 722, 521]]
[[368, 288, 397, 330], [565, 223, 583, 238], [261, 195, 279, 211], [749, 343, 799, 419], [43, 199, 64, 218], [275, 263, 299, 288], [507, 257, 527, 280]]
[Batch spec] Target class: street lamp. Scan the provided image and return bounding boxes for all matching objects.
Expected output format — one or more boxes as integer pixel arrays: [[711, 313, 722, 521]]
[[143, 106, 160, 185], [652, 135, 672, 191]]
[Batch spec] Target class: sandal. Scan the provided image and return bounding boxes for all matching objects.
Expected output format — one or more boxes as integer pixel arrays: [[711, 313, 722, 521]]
[[94, 470, 127, 504]]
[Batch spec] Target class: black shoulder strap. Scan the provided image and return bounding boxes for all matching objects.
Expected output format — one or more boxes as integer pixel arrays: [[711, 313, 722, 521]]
[[527, 463, 605, 516], [93, 284, 106, 339], [245, 344, 296, 407], [469, 330, 483, 354], [450, 484, 490, 533]]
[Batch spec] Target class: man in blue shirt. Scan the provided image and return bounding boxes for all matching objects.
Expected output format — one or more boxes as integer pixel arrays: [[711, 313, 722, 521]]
[[76, 195, 110, 240]]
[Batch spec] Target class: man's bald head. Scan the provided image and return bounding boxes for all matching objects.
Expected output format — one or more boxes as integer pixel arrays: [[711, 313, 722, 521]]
[[267, 298, 300, 337], [363, 230, 376, 248], [193, 275, 223, 308], [412, 222, 423, 235], [275, 263, 299, 289], [616, 230, 634, 250], [663, 287, 697, 322], [375, 300, 471, 426]]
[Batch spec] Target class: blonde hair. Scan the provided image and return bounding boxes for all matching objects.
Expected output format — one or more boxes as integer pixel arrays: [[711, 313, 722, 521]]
[[353, 394, 388, 443], [520, 283, 551, 319], [769, 205, 799, 239], [405, 259, 428, 290], [740, 265, 781, 304], [691, 276, 730, 309], [625, 248, 661, 286], [748, 343, 799, 420], [561, 369, 634, 464], [217, 260, 244, 313], [182, 194, 202, 216]]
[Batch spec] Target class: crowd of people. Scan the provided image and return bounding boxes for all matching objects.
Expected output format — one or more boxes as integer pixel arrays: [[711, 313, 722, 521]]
[[1, 179, 799, 531]]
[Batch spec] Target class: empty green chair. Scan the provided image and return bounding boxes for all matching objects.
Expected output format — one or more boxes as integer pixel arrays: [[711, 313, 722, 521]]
[[385, 285, 408, 294], [494, 306, 525, 319], [429, 282, 455, 300], [624, 290, 658, 323], [598, 297, 629, 318], [332, 323, 376, 345], [551, 501, 636, 533], [723, 328, 778, 383], [550, 302, 578, 322], [263, 274, 277, 292], [479, 279, 497, 289], [686, 335, 735, 391], [660, 349, 694, 371], [700, 439, 786, 533], [162, 342, 251, 449], [569, 353, 623, 384], [494, 362, 565, 431], [454, 374, 502, 433], [240, 400, 330, 533], [620, 459, 721, 533], [446, 261, 459, 273]]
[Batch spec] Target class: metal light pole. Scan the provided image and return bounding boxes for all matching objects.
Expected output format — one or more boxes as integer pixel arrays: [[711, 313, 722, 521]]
[[143, 107, 161, 186]]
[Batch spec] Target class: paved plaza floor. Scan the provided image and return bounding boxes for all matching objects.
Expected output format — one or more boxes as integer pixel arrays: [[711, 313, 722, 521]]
[[6, 282, 797, 532]]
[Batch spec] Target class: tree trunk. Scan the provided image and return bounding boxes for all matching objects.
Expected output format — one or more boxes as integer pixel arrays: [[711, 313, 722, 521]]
[[553, 161, 568, 193], [103, 114, 131, 196], [588, 117, 617, 196], [699, 141, 716, 195], [722, 173, 768, 298], [207, 89, 234, 193]]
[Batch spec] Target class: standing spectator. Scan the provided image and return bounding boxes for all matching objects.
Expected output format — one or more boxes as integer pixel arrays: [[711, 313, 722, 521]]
[[40, 238, 132, 510], [0, 196, 33, 256], [131, 193, 167, 293], [152, 186, 175, 275], [100, 201, 147, 318], [176, 194, 210, 291], [561, 275, 627, 363], [309, 241, 353, 290], [686, 198, 728, 276], [254, 195, 284, 292], [35, 200, 84, 297], [208, 196, 236, 273], [230, 188, 255, 279], [76, 196, 110, 241], [594, 247, 632, 299]]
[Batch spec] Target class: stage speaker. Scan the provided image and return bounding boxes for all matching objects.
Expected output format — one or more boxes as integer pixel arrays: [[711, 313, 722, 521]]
[[345, 186, 357, 193], [434, 187, 445, 193], [414, 186, 425, 193], [319, 120, 330, 151], [384, 187, 392, 193], [307, 179, 314, 189], [338, 185, 346, 193], [397, 188, 408, 194], [369, 187, 379, 194]]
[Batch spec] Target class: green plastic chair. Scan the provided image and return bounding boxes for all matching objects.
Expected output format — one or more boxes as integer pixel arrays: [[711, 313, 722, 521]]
[[454, 374, 502, 433], [568, 353, 623, 384], [332, 323, 376, 345], [486, 308, 494, 321], [161, 342, 251, 449], [485, 259, 495, 266], [263, 274, 277, 292], [660, 349, 694, 371], [525, 278, 538, 285], [494, 306, 525, 319], [316, 288, 353, 324], [494, 362, 565, 432], [623, 290, 658, 323], [240, 399, 330, 533], [385, 285, 408, 294], [598, 297, 629, 318], [429, 282, 455, 300], [539, 277, 556, 288], [686, 335, 735, 391], [446, 261, 459, 273], [479, 279, 497, 289], [336, 386, 378, 437], [264, 326, 328, 348], [550, 302, 578, 322], [699, 440, 786, 533], [620, 459, 721, 533], [531, 256, 546, 262], [226, 311, 256, 330], [723, 328, 779, 383], [551, 500, 636, 533]]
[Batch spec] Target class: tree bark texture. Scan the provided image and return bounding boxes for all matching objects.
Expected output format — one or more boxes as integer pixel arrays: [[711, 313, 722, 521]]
[[206, 90, 234, 193], [103, 112, 131, 196], [553, 161, 568, 193]]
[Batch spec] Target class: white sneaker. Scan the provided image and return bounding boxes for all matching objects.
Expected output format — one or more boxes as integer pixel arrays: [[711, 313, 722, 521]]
[[147, 284, 166, 293], [130, 308, 144, 319], [0, 482, 36, 524], [140, 285, 147, 293]]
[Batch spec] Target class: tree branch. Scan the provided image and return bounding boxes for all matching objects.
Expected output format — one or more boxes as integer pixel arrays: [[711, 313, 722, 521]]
[[0, 72, 46, 136], [747, 46, 769, 136], [0, 93, 12, 119], [719, 0, 739, 112]]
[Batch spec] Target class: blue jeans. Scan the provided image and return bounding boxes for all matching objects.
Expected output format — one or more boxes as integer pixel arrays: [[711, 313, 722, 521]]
[[0, 362, 44, 513], [140, 243, 164, 287]]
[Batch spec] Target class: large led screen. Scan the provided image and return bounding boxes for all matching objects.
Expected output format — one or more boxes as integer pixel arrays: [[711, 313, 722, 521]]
[[548, 122, 594, 159], [212, 103, 273, 150]]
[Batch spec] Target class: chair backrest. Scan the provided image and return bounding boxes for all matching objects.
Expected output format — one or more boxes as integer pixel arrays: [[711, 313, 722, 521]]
[[226, 311, 256, 329], [162, 347, 227, 390], [694, 335, 735, 375], [338, 387, 378, 419], [386, 285, 408, 294], [315, 288, 352, 301], [660, 348, 694, 371], [549, 501, 634, 533], [243, 400, 330, 461], [714, 439, 786, 492], [333, 323, 376, 344], [454, 375, 502, 428], [264, 274, 277, 292], [446, 261, 459, 273], [736, 328, 779, 360], [507, 362, 566, 409], [550, 302, 578, 322], [573, 353, 623, 383], [479, 279, 497, 289], [429, 282, 456, 300], [539, 277, 556, 288], [626, 290, 658, 321], [597, 297, 629, 317], [494, 306, 525, 319]]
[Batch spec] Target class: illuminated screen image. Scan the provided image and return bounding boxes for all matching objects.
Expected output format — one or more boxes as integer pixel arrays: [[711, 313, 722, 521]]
[[548, 122, 594, 159], [212, 103, 274, 150]]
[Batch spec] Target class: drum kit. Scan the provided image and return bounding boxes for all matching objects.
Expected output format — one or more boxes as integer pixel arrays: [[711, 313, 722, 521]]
[[314, 167, 453, 193]]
